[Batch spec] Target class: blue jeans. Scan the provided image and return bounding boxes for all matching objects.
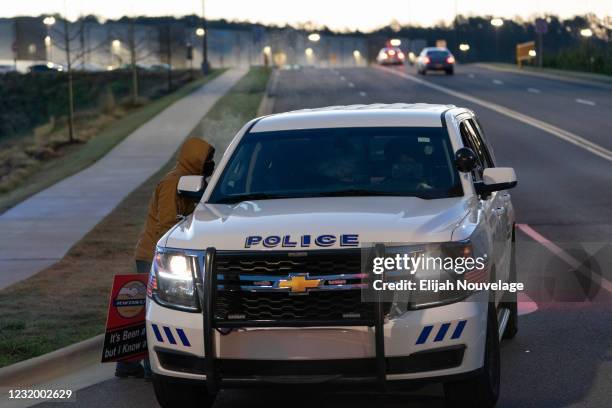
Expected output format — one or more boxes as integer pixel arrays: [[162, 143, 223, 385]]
[[116, 261, 152, 377]]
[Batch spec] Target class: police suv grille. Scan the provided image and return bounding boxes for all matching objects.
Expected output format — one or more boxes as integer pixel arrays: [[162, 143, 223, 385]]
[[213, 250, 382, 324], [215, 250, 361, 277]]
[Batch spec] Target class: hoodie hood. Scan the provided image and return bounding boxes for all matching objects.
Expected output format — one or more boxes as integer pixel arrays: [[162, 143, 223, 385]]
[[176, 137, 214, 175]]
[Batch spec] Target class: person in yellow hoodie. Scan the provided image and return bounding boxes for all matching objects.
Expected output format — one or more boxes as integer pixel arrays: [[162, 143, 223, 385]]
[[116, 137, 215, 379]]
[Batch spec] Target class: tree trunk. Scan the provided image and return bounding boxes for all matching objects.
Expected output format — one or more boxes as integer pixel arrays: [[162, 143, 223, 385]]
[[64, 19, 75, 143], [129, 20, 138, 105], [166, 24, 172, 92]]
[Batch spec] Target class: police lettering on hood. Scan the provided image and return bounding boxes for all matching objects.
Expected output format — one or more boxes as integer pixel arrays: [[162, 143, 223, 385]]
[[245, 234, 359, 248]]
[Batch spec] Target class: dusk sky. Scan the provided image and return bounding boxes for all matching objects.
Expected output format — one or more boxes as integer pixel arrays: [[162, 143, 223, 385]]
[[2, 0, 610, 30]]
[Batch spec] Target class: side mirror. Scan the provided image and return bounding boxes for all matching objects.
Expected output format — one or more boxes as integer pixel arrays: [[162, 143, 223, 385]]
[[454, 147, 477, 173], [475, 167, 517, 196], [177, 175, 206, 199]]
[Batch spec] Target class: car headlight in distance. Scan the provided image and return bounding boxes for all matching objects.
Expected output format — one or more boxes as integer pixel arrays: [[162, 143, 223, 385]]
[[385, 240, 486, 309], [149, 248, 199, 311]]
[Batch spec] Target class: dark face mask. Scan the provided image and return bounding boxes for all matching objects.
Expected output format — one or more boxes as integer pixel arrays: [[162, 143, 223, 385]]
[[202, 160, 215, 177]]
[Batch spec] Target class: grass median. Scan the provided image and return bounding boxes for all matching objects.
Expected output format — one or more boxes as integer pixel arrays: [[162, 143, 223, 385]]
[[0, 66, 271, 368], [477, 62, 612, 86], [0, 70, 223, 213]]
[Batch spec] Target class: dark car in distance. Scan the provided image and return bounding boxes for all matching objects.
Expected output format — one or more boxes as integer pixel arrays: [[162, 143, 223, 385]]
[[416, 47, 455, 75]]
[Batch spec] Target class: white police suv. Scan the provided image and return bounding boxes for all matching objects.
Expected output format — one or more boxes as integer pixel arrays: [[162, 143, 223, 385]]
[[146, 104, 518, 408]]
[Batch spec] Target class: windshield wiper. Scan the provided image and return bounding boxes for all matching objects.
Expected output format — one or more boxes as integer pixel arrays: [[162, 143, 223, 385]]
[[316, 189, 405, 197], [214, 193, 292, 204], [214, 189, 439, 204], [315, 189, 435, 199]]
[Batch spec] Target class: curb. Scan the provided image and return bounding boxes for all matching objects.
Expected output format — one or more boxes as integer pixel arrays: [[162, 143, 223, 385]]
[[473, 63, 612, 89], [0, 334, 104, 388], [257, 68, 279, 116]]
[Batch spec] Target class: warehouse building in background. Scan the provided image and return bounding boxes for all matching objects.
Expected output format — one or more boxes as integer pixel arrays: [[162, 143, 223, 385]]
[[0, 16, 430, 71]]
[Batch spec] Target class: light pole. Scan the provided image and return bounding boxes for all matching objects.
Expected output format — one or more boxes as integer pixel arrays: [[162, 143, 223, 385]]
[[353, 49, 361, 66], [200, 0, 209, 74], [459, 43, 470, 62], [43, 16, 56, 62], [490, 18, 504, 61], [580, 28, 593, 71], [111, 39, 121, 68]]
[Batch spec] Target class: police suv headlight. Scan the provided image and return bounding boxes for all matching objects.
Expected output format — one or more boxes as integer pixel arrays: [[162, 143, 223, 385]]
[[385, 240, 487, 309], [148, 248, 199, 311]]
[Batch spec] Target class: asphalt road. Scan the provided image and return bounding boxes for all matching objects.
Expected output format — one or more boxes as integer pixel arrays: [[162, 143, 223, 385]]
[[35, 64, 612, 408]]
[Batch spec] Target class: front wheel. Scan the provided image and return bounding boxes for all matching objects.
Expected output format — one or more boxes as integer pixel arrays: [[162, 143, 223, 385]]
[[443, 304, 500, 407], [153, 375, 216, 408]]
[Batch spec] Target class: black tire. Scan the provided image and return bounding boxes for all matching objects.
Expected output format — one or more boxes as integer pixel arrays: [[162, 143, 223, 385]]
[[421, 69, 427, 75], [445, 68, 454, 75], [443, 304, 500, 408], [153, 375, 216, 408], [503, 226, 518, 339]]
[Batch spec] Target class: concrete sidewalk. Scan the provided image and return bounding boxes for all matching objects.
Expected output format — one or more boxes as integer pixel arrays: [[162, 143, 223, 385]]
[[0, 68, 247, 289]]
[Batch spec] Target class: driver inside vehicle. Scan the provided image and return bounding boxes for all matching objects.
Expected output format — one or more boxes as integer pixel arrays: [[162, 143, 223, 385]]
[[384, 137, 434, 190]]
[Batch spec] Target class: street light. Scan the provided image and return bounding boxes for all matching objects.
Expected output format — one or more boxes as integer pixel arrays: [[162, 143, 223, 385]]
[[308, 33, 320, 42], [195, 27, 205, 37], [353, 50, 361, 58], [262, 46, 272, 66], [459, 43, 470, 52], [491, 18, 504, 61], [305, 48, 314, 57], [200, 0, 209, 74], [528, 49, 537, 57], [110, 40, 121, 68], [43, 16, 55, 63], [490, 18, 504, 27], [43, 16, 56, 26], [580, 28, 594, 71]]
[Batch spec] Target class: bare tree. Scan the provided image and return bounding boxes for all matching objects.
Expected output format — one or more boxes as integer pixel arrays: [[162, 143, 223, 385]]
[[52, 17, 80, 143], [111, 19, 156, 105], [51, 16, 107, 143], [164, 24, 173, 92]]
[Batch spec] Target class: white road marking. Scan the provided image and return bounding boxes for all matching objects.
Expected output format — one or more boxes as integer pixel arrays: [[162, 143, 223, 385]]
[[359, 91, 367, 97], [380, 66, 612, 163], [575, 98, 596, 106], [516, 223, 612, 295], [527, 88, 541, 93], [348, 82, 355, 88], [340, 76, 346, 81], [493, 79, 504, 85]]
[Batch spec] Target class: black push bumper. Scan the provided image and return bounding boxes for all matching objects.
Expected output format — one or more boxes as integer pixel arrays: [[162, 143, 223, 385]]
[[192, 246, 467, 393]]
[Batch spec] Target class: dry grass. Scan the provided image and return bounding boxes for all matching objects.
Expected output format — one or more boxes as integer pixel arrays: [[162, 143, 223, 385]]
[[0, 67, 270, 368], [0, 157, 170, 367], [0, 70, 223, 213]]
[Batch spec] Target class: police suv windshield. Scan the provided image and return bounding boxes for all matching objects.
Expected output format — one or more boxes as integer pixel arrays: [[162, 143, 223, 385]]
[[208, 127, 462, 204]]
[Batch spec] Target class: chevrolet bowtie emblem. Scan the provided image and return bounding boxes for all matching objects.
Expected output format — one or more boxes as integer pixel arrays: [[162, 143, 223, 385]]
[[279, 275, 321, 293]]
